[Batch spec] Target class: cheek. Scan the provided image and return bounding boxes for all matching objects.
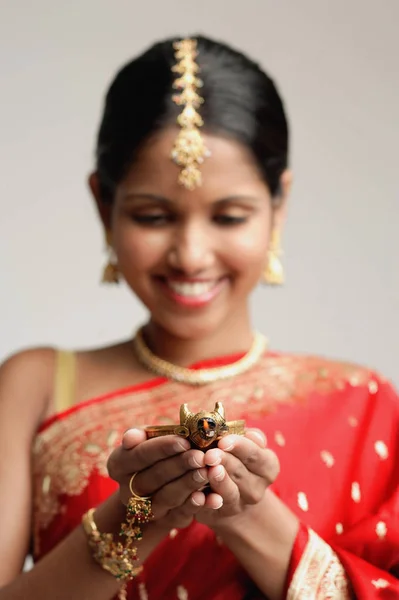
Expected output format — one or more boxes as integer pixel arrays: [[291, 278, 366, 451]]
[[221, 221, 270, 273], [114, 227, 169, 274]]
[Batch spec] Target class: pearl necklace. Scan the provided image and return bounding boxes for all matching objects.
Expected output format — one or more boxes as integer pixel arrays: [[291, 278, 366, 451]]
[[132, 328, 267, 386]]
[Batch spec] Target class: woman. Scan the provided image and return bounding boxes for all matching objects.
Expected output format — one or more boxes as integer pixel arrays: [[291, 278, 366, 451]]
[[0, 35, 398, 600]]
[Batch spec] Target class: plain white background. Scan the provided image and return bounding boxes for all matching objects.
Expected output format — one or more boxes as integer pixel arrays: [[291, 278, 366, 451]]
[[0, 0, 398, 383]]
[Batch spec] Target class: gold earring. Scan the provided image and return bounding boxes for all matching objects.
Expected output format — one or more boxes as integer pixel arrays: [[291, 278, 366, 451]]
[[263, 229, 284, 285], [101, 231, 120, 284]]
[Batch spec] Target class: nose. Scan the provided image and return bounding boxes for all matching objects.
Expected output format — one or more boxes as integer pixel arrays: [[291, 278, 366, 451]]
[[167, 222, 215, 274]]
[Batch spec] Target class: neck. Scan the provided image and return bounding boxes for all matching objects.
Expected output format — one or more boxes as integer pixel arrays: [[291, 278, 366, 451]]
[[143, 307, 254, 367]]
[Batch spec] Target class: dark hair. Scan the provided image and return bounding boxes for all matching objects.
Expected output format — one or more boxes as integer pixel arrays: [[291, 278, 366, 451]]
[[96, 35, 289, 202]]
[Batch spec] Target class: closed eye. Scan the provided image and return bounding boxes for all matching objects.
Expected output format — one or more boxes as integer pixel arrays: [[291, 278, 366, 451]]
[[213, 215, 248, 225], [131, 214, 174, 226]]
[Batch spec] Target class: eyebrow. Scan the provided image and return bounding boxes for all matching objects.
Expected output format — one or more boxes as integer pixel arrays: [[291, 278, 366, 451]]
[[123, 193, 261, 206], [123, 193, 172, 205]]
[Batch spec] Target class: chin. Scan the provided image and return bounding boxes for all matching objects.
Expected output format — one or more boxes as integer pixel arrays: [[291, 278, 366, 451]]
[[150, 310, 228, 342]]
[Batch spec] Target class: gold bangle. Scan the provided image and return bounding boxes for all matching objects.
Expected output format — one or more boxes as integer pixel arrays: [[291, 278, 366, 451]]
[[145, 402, 246, 449], [82, 508, 143, 582]]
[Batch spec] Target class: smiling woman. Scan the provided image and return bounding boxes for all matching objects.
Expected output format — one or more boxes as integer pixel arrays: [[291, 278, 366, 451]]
[[0, 34, 398, 600], [93, 129, 279, 341]]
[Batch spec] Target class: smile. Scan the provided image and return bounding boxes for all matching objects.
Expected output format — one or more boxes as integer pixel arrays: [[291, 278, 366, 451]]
[[166, 280, 217, 297], [156, 277, 227, 307]]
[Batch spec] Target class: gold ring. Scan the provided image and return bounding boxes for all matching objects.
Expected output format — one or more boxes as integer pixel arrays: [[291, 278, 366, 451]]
[[145, 402, 245, 450], [128, 472, 151, 501]]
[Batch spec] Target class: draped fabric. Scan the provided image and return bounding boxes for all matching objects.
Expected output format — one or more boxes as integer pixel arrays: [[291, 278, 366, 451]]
[[32, 351, 399, 598]]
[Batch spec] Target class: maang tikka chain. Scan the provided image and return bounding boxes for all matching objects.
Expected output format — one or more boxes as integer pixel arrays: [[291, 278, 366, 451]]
[[170, 39, 210, 190]]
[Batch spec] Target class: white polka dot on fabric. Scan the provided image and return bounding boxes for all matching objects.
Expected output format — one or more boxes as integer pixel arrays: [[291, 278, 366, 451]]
[[376, 521, 387, 540], [274, 431, 286, 447], [374, 441, 389, 460], [351, 482, 361, 503], [371, 579, 390, 589], [297, 492, 309, 512], [320, 450, 335, 468], [368, 380, 379, 394], [336, 523, 344, 535]]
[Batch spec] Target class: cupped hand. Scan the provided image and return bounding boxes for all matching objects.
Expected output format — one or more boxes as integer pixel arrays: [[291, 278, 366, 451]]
[[107, 429, 212, 530], [194, 429, 280, 526]]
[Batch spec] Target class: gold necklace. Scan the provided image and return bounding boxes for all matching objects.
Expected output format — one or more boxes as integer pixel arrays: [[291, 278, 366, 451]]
[[132, 328, 267, 386]]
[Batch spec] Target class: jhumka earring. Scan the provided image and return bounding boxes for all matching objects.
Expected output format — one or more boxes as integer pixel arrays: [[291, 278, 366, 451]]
[[101, 231, 120, 284], [263, 229, 284, 285]]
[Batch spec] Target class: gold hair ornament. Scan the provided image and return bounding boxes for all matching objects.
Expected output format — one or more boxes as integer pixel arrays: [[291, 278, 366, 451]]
[[171, 39, 209, 190]]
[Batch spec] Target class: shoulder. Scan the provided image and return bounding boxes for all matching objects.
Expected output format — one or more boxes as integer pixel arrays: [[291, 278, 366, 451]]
[[263, 351, 396, 401], [1, 346, 56, 384], [0, 347, 57, 429]]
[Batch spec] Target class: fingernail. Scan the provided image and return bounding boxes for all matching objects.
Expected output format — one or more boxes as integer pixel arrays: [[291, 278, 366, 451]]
[[193, 470, 207, 483], [122, 428, 143, 448], [214, 466, 225, 482], [222, 443, 234, 452], [188, 455, 203, 468], [213, 498, 224, 510], [252, 430, 266, 445], [124, 428, 141, 436], [191, 496, 201, 506], [206, 453, 222, 466], [220, 435, 236, 451], [174, 440, 190, 452]]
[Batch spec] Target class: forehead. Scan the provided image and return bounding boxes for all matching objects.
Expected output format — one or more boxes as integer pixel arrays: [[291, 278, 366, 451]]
[[118, 127, 269, 200]]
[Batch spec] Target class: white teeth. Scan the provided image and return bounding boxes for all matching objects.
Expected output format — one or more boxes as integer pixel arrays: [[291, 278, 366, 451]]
[[167, 281, 216, 297]]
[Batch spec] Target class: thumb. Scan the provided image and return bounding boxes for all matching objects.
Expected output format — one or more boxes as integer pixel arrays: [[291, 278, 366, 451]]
[[122, 428, 147, 450]]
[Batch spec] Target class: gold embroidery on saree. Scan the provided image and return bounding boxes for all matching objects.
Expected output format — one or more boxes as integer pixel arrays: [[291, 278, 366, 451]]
[[31, 353, 375, 543], [287, 529, 350, 599]]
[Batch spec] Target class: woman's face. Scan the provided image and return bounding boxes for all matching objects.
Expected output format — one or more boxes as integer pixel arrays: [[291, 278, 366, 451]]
[[99, 128, 286, 340]]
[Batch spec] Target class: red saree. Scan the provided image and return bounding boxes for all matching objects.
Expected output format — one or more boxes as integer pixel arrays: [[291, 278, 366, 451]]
[[32, 351, 399, 598]]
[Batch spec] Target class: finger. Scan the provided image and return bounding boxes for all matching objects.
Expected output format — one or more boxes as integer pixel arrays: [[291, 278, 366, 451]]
[[122, 428, 147, 450], [203, 491, 224, 510], [218, 435, 280, 481], [207, 465, 241, 508], [132, 449, 205, 497], [152, 468, 209, 518], [132, 435, 191, 470], [205, 441, 273, 505], [165, 491, 206, 529], [245, 428, 267, 448], [203, 447, 224, 467], [214, 453, 266, 504], [107, 435, 191, 481], [203, 432, 266, 467], [190, 490, 207, 508]]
